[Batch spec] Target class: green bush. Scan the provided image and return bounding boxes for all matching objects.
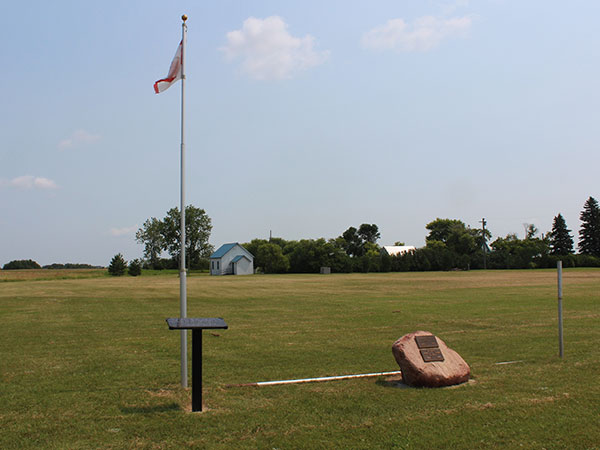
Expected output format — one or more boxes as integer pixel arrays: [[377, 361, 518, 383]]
[[575, 254, 600, 267]]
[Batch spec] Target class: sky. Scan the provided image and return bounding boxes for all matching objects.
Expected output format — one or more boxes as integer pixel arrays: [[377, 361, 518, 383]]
[[1, 0, 599, 266]]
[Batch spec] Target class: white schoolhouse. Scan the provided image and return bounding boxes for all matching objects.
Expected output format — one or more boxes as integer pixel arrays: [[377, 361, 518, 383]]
[[209, 243, 254, 276]]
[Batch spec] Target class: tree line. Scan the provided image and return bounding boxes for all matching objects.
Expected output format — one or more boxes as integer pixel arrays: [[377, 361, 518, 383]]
[[132, 196, 600, 274], [1, 260, 100, 270], [4, 197, 599, 274], [244, 196, 600, 273]]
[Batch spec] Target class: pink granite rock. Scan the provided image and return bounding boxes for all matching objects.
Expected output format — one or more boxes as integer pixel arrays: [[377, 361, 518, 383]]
[[392, 331, 470, 387]]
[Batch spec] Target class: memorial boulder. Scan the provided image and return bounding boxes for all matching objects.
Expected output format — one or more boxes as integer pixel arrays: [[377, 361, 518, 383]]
[[392, 331, 470, 387]]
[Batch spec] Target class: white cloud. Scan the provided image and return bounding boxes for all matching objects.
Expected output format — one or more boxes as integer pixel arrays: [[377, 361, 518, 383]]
[[110, 225, 138, 237], [441, 0, 470, 15], [58, 129, 100, 150], [361, 15, 473, 52], [220, 16, 330, 80], [0, 175, 58, 190]]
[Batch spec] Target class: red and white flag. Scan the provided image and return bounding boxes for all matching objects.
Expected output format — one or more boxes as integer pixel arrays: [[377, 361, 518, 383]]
[[154, 41, 183, 94]]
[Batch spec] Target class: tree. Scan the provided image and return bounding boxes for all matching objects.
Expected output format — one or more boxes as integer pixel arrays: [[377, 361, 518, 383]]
[[108, 253, 127, 276], [243, 239, 269, 261], [422, 240, 455, 271], [472, 226, 492, 250], [470, 225, 493, 270], [358, 224, 380, 245], [161, 206, 214, 269], [135, 218, 165, 269], [285, 238, 343, 273], [355, 241, 382, 273], [128, 259, 142, 276], [425, 219, 466, 244], [340, 224, 380, 257], [244, 237, 353, 274], [489, 234, 549, 269], [136, 206, 213, 270], [326, 238, 353, 273], [549, 213, 574, 255], [525, 224, 539, 240], [425, 218, 479, 269], [341, 226, 362, 256], [255, 242, 290, 273], [579, 196, 600, 257], [2, 259, 41, 270], [43, 263, 97, 269]]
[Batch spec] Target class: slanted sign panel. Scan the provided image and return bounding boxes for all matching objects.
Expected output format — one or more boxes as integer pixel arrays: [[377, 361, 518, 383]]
[[415, 335, 445, 362]]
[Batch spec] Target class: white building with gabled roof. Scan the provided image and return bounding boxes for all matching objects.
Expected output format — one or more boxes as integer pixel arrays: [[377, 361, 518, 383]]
[[209, 243, 254, 275], [381, 245, 416, 257]]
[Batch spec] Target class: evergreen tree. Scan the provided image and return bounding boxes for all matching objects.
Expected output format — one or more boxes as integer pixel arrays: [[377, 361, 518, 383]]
[[549, 213, 574, 255], [579, 196, 600, 256], [128, 259, 142, 276], [108, 253, 127, 276]]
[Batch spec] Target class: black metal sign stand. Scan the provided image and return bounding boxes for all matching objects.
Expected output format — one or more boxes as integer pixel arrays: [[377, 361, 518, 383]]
[[166, 318, 228, 412]]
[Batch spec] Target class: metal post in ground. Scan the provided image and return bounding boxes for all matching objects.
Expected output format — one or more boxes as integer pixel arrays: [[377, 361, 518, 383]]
[[557, 260, 564, 358], [192, 329, 203, 412]]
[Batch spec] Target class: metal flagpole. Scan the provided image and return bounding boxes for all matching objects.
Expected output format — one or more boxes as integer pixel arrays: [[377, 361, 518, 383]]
[[179, 14, 188, 388]]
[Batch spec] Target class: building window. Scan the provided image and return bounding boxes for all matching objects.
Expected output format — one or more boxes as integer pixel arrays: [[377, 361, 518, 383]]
[[217, 261, 220, 270]]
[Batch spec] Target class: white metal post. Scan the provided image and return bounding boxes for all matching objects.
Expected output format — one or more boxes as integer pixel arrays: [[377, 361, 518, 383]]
[[557, 260, 564, 358], [179, 14, 188, 388]]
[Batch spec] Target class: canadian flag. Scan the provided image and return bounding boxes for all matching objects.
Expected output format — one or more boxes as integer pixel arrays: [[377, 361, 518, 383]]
[[154, 41, 183, 94]]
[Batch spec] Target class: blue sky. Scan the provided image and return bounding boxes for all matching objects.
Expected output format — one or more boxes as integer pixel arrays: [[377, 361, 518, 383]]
[[1, 1, 598, 266]]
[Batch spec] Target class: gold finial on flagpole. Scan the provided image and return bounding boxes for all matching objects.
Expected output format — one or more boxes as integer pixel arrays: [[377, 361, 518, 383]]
[[182, 14, 188, 22]]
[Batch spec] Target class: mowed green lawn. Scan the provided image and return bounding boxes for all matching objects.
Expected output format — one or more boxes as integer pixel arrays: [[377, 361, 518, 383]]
[[1, 269, 598, 449]]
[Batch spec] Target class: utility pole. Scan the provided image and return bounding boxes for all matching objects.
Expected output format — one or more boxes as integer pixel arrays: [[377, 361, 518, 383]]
[[523, 223, 529, 239], [480, 218, 487, 270]]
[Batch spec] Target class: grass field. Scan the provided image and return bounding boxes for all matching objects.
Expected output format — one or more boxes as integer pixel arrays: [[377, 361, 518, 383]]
[[1, 269, 599, 449]]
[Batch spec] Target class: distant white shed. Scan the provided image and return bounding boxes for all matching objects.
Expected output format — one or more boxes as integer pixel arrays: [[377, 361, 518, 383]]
[[381, 245, 416, 256], [209, 243, 254, 276]]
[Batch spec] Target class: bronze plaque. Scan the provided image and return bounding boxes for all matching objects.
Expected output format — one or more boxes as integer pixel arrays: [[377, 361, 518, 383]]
[[420, 348, 445, 362], [415, 335, 438, 349]]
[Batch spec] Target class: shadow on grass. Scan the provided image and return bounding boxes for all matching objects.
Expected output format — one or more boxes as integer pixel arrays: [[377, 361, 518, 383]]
[[375, 378, 476, 389], [375, 378, 412, 389], [120, 403, 181, 414]]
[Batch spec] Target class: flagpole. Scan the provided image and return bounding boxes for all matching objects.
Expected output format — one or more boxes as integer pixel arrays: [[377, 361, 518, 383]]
[[179, 13, 188, 388]]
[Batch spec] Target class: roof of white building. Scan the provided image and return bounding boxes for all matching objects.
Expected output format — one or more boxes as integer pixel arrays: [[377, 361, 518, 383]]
[[210, 243, 238, 259], [210, 242, 254, 259], [382, 245, 416, 256], [231, 254, 251, 263]]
